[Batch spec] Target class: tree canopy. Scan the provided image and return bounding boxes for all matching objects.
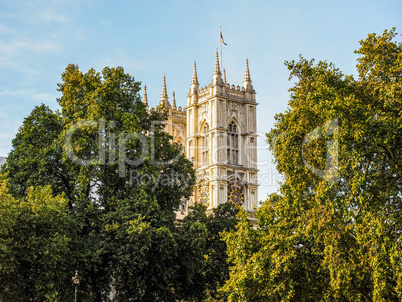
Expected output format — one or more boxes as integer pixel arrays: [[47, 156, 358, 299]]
[[1, 65, 193, 301], [222, 28, 402, 301], [0, 64, 241, 301], [0, 176, 74, 302]]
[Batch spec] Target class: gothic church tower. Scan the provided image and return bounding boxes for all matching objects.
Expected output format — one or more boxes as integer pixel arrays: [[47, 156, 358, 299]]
[[185, 52, 259, 215]]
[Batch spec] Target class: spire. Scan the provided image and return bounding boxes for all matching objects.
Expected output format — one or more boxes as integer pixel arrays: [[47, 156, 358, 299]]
[[190, 60, 199, 95], [222, 68, 226, 84], [213, 50, 221, 75], [243, 58, 254, 92], [244, 58, 251, 82], [162, 74, 168, 98], [143, 83, 148, 108], [160, 74, 171, 108], [172, 89, 177, 110], [212, 50, 223, 86], [192, 60, 199, 84]]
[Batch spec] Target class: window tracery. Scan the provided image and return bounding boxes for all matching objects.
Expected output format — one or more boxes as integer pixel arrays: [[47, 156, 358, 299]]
[[227, 121, 239, 164]]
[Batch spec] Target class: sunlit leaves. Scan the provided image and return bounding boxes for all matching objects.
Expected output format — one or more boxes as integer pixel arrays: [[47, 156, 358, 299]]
[[223, 29, 402, 301], [0, 176, 73, 301]]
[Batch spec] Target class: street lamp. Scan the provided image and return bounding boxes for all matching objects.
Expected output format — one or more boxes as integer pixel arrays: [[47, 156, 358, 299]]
[[72, 270, 80, 302]]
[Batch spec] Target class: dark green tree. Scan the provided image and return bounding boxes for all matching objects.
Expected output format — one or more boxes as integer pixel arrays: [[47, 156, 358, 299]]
[[1, 105, 71, 201], [176, 203, 239, 301], [2, 64, 195, 301]]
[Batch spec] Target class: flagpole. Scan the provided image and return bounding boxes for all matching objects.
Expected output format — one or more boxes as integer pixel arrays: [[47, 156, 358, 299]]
[[220, 26, 222, 71]]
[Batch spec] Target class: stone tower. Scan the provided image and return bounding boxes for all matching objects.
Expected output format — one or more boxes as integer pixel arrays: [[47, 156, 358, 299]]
[[184, 52, 259, 215]]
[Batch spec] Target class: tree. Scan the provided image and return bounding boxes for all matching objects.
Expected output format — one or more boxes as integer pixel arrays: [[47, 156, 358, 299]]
[[2, 64, 195, 301], [57, 65, 195, 301], [0, 176, 74, 302], [204, 202, 239, 300], [176, 203, 239, 301], [222, 29, 402, 301], [1, 105, 71, 201]]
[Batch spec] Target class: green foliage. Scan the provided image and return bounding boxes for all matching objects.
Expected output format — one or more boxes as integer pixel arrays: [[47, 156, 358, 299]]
[[1, 105, 68, 200], [176, 203, 239, 301], [110, 210, 179, 301], [0, 176, 74, 302], [222, 29, 402, 301], [2, 64, 196, 301]]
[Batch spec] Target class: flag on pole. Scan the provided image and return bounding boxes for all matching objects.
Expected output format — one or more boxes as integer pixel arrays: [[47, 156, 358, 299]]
[[220, 30, 227, 45]]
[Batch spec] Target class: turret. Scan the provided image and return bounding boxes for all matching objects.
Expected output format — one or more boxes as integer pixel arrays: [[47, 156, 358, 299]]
[[212, 50, 224, 87], [188, 60, 199, 105], [243, 58, 254, 93], [172, 89, 177, 110], [143, 83, 149, 109], [190, 60, 199, 95], [160, 74, 171, 108]]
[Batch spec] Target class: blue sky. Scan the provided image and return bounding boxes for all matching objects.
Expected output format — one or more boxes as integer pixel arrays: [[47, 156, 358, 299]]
[[1, 0, 401, 200]]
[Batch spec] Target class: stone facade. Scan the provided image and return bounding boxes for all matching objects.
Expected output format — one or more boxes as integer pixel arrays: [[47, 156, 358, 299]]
[[145, 52, 258, 217]]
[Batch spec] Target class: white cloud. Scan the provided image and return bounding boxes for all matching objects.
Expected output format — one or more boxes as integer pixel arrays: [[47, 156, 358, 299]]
[[0, 39, 60, 56], [0, 133, 14, 139], [0, 24, 14, 33], [0, 89, 27, 97], [0, 90, 58, 104], [37, 9, 68, 23], [95, 48, 156, 71], [0, 118, 21, 156], [32, 92, 57, 103]]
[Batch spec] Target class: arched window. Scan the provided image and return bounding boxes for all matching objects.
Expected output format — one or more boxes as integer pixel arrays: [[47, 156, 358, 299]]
[[202, 123, 209, 166], [227, 122, 239, 164]]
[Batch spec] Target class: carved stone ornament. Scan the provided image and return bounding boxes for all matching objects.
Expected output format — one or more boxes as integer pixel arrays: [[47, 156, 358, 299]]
[[199, 182, 209, 207]]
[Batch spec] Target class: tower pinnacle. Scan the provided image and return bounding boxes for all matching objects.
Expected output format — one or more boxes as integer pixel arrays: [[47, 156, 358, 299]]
[[212, 50, 223, 86], [244, 58, 251, 82], [213, 50, 221, 75], [222, 68, 226, 84], [172, 89, 177, 110], [243, 58, 254, 92], [162, 74, 168, 98], [143, 83, 148, 108], [160, 74, 171, 108], [192, 60, 199, 84], [190, 60, 199, 95]]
